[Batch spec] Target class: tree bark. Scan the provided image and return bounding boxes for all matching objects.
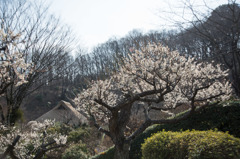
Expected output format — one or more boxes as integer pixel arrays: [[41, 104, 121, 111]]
[[109, 104, 132, 159], [114, 143, 130, 159]]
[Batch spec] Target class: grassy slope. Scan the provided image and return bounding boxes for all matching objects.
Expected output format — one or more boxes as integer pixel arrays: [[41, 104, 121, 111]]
[[92, 100, 240, 159]]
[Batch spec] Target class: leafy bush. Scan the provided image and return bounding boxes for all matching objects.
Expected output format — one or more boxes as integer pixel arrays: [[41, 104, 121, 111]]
[[62, 142, 90, 159], [67, 127, 90, 143], [142, 130, 240, 159], [47, 123, 91, 144], [47, 122, 73, 135]]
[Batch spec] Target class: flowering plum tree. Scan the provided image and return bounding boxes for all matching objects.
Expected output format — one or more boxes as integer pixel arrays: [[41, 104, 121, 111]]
[[0, 28, 33, 124], [75, 44, 232, 159], [1, 0, 75, 125], [0, 120, 67, 159], [0, 29, 32, 95]]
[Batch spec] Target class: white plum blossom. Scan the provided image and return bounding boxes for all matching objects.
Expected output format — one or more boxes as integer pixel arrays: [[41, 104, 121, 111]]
[[0, 28, 33, 95], [75, 43, 232, 120], [0, 120, 67, 159], [54, 135, 67, 145]]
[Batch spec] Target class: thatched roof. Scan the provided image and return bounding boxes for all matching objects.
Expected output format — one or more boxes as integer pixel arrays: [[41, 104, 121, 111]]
[[36, 100, 88, 126]]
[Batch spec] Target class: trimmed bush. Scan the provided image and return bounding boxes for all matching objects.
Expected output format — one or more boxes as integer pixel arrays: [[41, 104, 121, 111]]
[[142, 130, 240, 159], [62, 143, 90, 159]]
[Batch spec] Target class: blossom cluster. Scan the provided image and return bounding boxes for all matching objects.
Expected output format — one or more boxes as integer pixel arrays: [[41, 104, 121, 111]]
[[75, 43, 232, 121], [0, 28, 33, 95], [0, 120, 67, 158]]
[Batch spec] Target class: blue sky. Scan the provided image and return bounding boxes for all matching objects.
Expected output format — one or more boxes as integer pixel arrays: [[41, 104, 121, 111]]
[[49, 0, 231, 49]]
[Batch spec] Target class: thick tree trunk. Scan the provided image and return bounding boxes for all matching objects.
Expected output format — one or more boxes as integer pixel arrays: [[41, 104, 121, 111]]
[[109, 104, 132, 159], [114, 143, 130, 159]]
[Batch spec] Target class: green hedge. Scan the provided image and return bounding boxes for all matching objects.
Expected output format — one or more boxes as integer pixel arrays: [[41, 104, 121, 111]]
[[142, 130, 240, 159]]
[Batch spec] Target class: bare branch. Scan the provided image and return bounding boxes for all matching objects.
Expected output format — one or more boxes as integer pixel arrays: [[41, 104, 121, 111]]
[[89, 114, 111, 138], [94, 99, 114, 111]]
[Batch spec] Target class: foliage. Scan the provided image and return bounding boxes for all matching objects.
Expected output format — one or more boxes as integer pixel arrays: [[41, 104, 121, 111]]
[[62, 142, 90, 159], [47, 123, 91, 142], [47, 122, 73, 136], [142, 130, 240, 159], [67, 126, 90, 143]]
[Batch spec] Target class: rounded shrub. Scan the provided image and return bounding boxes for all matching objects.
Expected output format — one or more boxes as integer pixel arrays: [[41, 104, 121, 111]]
[[62, 143, 90, 159], [142, 130, 240, 159]]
